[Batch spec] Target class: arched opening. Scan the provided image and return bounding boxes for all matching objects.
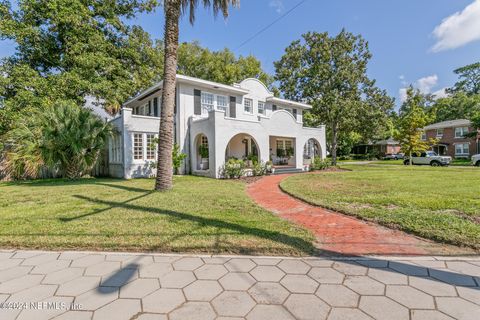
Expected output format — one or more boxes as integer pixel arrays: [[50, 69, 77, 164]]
[[303, 138, 321, 165], [195, 134, 209, 170], [225, 133, 260, 167]]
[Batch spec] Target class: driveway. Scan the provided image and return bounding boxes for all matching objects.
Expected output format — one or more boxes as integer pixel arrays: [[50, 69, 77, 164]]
[[0, 250, 479, 320]]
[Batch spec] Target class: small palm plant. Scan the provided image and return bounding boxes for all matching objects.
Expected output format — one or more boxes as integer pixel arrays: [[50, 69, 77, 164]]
[[3, 103, 112, 179]]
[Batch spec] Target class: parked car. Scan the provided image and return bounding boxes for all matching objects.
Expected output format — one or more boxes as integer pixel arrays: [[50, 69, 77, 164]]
[[403, 151, 451, 166], [383, 153, 404, 160], [472, 154, 480, 167]]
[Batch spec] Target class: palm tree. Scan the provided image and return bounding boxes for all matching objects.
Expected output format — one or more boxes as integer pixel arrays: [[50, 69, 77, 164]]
[[155, 0, 240, 191]]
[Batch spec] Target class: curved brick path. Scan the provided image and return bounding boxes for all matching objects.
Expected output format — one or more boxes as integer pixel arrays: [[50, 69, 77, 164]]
[[247, 174, 465, 256]]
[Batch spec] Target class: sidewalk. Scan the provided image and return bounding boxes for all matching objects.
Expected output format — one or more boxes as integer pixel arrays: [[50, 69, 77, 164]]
[[0, 250, 479, 320]]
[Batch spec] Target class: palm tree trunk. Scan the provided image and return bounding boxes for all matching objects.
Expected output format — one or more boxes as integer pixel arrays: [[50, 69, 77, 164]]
[[155, 0, 180, 191]]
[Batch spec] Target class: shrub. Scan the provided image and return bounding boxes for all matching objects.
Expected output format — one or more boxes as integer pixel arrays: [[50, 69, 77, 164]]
[[172, 143, 187, 175], [310, 157, 331, 171], [198, 144, 209, 159], [251, 161, 267, 176], [220, 158, 245, 179], [2, 103, 112, 179]]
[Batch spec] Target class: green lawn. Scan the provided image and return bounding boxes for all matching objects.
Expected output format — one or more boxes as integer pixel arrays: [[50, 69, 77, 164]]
[[0, 177, 314, 255], [281, 165, 480, 249]]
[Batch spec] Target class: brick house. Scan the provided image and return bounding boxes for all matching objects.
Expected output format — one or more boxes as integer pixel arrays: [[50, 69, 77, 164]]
[[352, 138, 401, 157], [422, 119, 480, 158]]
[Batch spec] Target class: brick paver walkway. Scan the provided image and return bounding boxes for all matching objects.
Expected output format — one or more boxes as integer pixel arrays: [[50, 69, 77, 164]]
[[247, 174, 471, 255], [0, 250, 479, 320]]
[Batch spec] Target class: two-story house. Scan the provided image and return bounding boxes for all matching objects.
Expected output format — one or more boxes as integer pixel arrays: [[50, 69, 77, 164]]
[[422, 119, 479, 158], [107, 75, 326, 179]]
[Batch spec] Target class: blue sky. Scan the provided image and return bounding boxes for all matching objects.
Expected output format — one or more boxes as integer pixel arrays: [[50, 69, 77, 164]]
[[2, 0, 480, 105]]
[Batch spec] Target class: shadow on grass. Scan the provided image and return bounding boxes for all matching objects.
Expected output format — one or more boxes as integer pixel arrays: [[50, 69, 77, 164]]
[[58, 192, 154, 222], [69, 194, 316, 256], [71, 194, 480, 292]]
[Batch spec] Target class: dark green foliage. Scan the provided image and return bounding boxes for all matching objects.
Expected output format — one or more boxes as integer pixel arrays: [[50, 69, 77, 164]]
[[3, 103, 112, 179], [274, 30, 393, 165], [0, 0, 163, 134]]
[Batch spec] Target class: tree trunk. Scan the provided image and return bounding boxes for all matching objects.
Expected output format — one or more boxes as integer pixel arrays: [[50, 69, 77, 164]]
[[331, 124, 338, 166], [155, 1, 180, 191], [409, 151, 413, 166]]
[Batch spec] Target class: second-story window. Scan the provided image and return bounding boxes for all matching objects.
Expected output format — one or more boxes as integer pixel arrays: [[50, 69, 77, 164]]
[[201, 92, 214, 115], [258, 101, 265, 115], [455, 127, 468, 138], [244, 98, 253, 114], [216, 95, 228, 113], [436, 128, 444, 137]]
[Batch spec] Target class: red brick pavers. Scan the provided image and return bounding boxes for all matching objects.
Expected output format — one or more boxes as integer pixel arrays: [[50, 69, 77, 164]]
[[247, 174, 462, 256]]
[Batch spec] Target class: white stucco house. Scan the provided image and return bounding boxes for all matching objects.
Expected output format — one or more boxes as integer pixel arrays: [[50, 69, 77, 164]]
[[107, 74, 326, 179]]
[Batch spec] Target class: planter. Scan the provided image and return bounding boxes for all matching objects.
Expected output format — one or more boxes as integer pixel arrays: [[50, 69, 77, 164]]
[[200, 158, 209, 170]]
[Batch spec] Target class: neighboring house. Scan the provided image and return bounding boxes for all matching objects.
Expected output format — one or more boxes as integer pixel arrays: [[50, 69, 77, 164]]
[[107, 75, 326, 179], [422, 119, 480, 158], [352, 138, 401, 157]]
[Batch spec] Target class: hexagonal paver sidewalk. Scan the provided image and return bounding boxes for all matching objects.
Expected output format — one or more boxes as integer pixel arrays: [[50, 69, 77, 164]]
[[0, 250, 479, 320]]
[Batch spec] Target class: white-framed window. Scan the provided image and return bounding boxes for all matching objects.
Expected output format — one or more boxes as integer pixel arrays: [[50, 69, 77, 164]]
[[216, 95, 228, 113], [133, 133, 143, 160], [436, 128, 444, 137], [421, 132, 427, 140], [258, 101, 265, 115], [455, 126, 468, 138], [146, 134, 157, 160], [455, 143, 469, 155], [244, 98, 253, 114], [201, 92, 214, 115], [109, 133, 122, 163]]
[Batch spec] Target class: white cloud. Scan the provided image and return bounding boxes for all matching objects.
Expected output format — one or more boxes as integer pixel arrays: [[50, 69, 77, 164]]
[[431, 0, 480, 52], [269, 0, 284, 13], [399, 88, 408, 103], [416, 75, 438, 94], [432, 88, 449, 99], [398, 74, 443, 103]]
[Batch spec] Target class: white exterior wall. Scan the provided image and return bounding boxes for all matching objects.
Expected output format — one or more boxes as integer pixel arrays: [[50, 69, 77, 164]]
[[108, 76, 326, 179]]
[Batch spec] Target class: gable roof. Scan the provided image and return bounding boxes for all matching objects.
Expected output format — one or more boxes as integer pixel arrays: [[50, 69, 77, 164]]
[[423, 119, 471, 130]]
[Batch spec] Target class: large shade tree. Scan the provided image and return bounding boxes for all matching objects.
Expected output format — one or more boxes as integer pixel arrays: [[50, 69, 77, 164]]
[[155, 0, 239, 191], [274, 30, 393, 164], [0, 0, 163, 135]]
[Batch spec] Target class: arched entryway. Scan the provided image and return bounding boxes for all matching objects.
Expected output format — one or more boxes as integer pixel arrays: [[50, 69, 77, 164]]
[[194, 134, 210, 170], [225, 133, 260, 166], [303, 138, 322, 165]]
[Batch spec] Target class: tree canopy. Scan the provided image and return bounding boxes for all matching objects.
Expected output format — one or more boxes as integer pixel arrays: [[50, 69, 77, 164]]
[[177, 41, 274, 89], [394, 87, 436, 162], [447, 62, 480, 95], [274, 30, 393, 163], [0, 0, 163, 134]]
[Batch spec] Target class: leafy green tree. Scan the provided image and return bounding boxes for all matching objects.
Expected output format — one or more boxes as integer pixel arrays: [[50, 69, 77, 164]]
[[155, 0, 239, 191], [394, 87, 435, 165], [177, 41, 273, 88], [0, 0, 163, 134], [447, 62, 480, 95], [3, 103, 112, 179], [274, 30, 393, 165], [431, 92, 480, 122]]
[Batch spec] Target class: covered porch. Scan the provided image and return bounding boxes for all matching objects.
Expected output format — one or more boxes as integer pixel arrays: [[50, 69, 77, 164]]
[[269, 136, 296, 167], [432, 143, 448, 156]]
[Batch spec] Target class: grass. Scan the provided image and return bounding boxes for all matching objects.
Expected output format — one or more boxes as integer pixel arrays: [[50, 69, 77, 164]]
[[281, 165, 480, 249], [0, 176, 315, 255]]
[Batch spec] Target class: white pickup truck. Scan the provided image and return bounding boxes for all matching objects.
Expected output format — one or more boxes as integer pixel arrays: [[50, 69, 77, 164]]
[[403, 151, 452, 166], [472, 154, 480, 167]]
